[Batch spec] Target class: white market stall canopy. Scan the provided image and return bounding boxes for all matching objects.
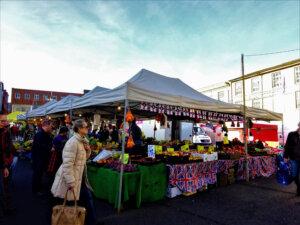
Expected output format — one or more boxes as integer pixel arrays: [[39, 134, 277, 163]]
[[25, 95, 80, 118], [66, 69, 282, 121], [24, 100, 57, 119], [46, 86, 110, 115], [46, 95, 80, 115], [17, 113, 27, 121]]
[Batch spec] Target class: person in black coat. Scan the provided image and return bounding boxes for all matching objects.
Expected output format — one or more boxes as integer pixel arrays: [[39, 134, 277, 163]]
[[284, 122, 300, 196], [130, 119, 142, 146], [31, 120, 53, 195], [0, 112, 12, 219], [110, 126, 119, 143]]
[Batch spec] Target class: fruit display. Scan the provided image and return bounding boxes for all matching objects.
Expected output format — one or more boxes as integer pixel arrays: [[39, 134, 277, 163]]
[[156, 151, 199, 164], [13, 141, 22, 150], [89, 137, 119, 151], [23, 140, 33, 151], [189, 154, 204, 162], [131, 157, 162, 165], [248, 147, 268, 156], [103, 160, 139, 172]]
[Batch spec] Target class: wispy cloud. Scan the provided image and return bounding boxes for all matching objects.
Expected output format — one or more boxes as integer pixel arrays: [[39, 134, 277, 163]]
[[1, 0, 299, 98]]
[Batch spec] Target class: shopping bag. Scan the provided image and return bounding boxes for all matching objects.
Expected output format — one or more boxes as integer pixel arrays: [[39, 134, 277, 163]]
[[52, 190, 86, 225], [276, 160, 292, 186]]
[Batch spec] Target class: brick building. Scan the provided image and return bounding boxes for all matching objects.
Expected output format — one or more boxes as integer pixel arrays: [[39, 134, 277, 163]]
[[11, 88, 83, 112]]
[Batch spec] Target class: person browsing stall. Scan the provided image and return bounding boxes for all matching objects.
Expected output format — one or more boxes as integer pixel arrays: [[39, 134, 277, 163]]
[[51, 119, 102, 225]]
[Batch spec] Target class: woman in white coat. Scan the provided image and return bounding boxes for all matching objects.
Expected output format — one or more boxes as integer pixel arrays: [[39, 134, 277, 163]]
[[51, 119, 98, 225]]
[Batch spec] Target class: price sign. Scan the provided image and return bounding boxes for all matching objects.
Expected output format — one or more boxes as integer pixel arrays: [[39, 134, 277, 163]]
[[167, 148, 174, 152], [197, 145, 204, 152], [181, 144, 189, 152], [148, 145, 156, 158], [209, 146, 215, 151], [120, 154, 129, 164], [223, 137, 229, 145], [155, 145, 162, 154]]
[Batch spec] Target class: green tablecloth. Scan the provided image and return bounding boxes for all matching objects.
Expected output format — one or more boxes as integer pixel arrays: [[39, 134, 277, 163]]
[[137, 163, 167, 202], [87, 166, 142, 209], [87, 163, 167, 209]]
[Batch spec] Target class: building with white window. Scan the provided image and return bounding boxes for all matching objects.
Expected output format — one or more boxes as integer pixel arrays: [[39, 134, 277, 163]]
[[199, 59, 300, 144], [11, 88, 83, 112]]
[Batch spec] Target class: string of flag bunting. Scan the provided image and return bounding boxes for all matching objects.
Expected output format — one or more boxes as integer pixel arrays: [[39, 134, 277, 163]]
[[140, 102, 243, 121]]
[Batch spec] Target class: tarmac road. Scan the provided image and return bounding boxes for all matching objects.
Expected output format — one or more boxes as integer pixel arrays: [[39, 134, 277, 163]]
[[3, 159, 300, 225]]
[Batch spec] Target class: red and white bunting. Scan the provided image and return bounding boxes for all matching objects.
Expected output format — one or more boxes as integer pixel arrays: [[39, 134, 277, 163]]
[[213, 112, 218, 119], [183, 107, 189, 116], [208, 112, 212, 120], [190, 109, 195, 118], [140, 102, 148, 110], [167, 105, 173, 115], [158, 104, 165, 113], [196, 110, 202, 119], [149, 103, 157, 112], [202, 111, 207, 120], [174, 106, 182, 116]]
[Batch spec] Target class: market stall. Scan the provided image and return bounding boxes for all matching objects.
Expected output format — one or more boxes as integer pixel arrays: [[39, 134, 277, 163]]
[[8, 111, 26, 122], [44, 69, 282, 211]]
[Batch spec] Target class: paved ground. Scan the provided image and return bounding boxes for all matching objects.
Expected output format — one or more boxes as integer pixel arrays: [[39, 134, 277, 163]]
[[3, 159, 300, 225]]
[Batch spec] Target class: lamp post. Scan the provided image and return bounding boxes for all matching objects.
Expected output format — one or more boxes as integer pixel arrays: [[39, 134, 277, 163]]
[[241, 54, 249, 182]]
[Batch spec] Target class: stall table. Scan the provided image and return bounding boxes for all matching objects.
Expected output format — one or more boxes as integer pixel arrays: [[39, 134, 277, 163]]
[[237, 156, 276, 180], [87, 163, 167, 209], [87, 165, 142, 209], [137, 163, 167, 202], [167, 156, 276, 193], [167, 161, 219, 193]]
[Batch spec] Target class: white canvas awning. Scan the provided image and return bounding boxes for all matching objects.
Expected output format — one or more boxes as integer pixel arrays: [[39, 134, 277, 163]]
[[68, 69, 282, 121], [26, 100, 57, 118], [46, 95, 80, 115]]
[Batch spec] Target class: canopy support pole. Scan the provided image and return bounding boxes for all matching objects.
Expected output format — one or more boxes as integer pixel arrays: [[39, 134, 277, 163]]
[[242, 54, 249, 182], [281, 119, 285, 146], [70, 99, 73, 123], [117, 99, 128, 213]]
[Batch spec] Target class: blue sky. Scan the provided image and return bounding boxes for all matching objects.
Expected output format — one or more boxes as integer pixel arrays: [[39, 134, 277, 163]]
[[1, 0, 299, 99]]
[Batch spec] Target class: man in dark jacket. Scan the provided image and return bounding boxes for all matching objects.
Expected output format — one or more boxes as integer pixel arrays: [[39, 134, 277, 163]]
[[32, 120, 53, 195], [284, 122, 300, 196], [0, 111, 12, 219], [130, 119, 142, 146]]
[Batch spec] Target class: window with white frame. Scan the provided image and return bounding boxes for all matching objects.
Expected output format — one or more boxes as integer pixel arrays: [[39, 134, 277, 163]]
[[295, 66, 300, 84], [25, 93, 30, 100], [15, 92, 20, 99], [235, 82, 242, 96], [272, 71, 282, 88], [52, 96, 57, 100], [296, 91, 300, 108], [251, 77, 260, 92], [218, 91, 225, 101], [252, 99, 262, 109], [43, 95, 48, 101], [34, 94, 39, 101]]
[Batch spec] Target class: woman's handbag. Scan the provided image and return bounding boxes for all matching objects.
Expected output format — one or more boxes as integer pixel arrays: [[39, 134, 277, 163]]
[[52, 190, 86, 225]]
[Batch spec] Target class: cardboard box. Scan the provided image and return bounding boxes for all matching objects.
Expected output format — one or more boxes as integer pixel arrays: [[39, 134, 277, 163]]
[[217, 173, 228, 186], [228, 168, 235, 174], [227, 174, 235, 185]]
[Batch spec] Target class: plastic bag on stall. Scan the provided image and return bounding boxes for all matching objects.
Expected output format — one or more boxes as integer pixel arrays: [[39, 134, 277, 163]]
[[276, 155, 292, 185], [92, 150, 112, 162]]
